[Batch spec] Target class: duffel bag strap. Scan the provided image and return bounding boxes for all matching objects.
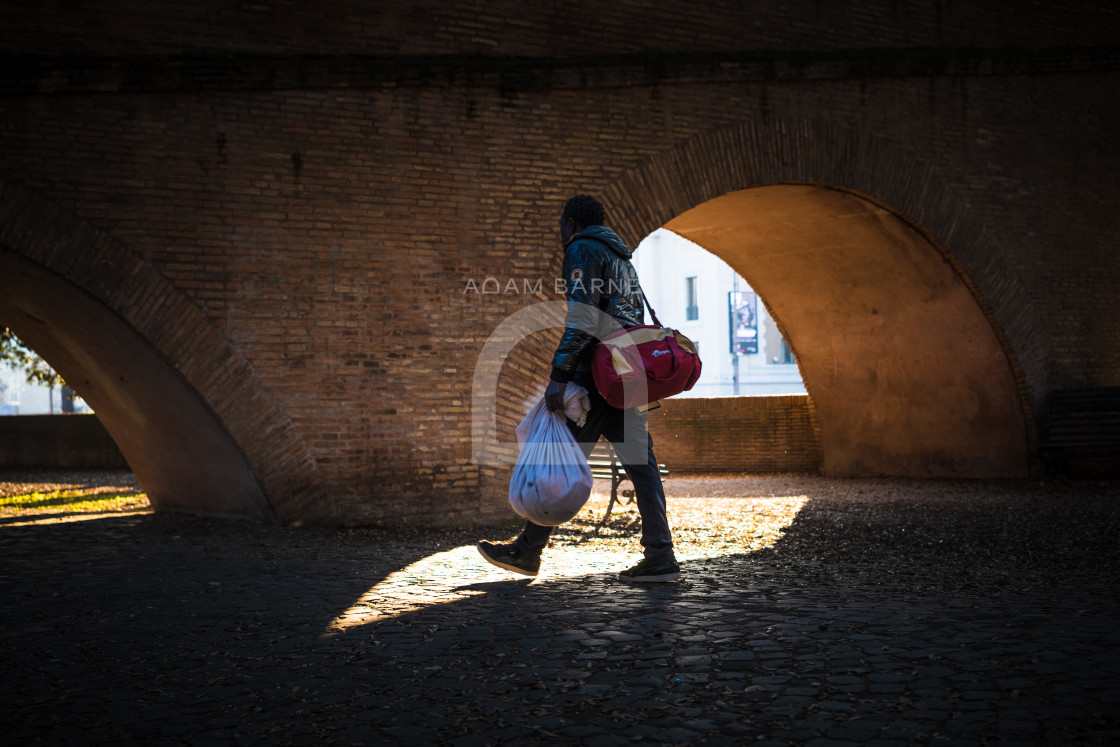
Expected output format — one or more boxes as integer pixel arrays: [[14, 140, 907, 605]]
[[640, 288, 663, 328]]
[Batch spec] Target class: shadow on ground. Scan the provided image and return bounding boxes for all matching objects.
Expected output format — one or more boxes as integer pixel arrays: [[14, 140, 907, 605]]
[[1, 477, 1118, 744]]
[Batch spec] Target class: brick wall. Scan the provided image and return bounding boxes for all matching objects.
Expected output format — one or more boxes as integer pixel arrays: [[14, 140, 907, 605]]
[[0, 2, 1116, 524], [3, 1, 1116, 57], [647, 396, 822, 475], [0, 415, 128, 469]]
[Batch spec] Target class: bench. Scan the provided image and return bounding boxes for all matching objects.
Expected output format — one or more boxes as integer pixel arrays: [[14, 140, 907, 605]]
[[1038, 387, 1120, 476], [587, 440, 669, 532]]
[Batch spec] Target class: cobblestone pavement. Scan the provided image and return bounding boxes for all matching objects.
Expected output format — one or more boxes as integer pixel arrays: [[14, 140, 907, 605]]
[[1, 475, 1118, 745]]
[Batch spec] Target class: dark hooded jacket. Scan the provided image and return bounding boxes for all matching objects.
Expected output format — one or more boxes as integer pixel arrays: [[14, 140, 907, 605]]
[[550, 225, 646, 387]]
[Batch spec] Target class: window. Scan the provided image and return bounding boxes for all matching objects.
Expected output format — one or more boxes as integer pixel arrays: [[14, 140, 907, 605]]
[[685, 276, 699, 321], [779, 338, 795, 364]]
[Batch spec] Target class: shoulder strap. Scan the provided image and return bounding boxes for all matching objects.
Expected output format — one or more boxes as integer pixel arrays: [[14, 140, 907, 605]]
[[640, 288, 663, 328]]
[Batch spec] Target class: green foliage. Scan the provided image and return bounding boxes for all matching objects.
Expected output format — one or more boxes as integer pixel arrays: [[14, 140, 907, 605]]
[[1, 327, 65, 388]]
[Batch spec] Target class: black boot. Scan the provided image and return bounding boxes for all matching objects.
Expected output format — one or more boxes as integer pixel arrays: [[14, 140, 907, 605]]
[[476, 541, 541, 577], [618, 556, 680, 583]]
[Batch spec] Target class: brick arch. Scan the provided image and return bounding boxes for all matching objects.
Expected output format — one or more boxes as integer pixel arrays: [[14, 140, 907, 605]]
[[602, 120, 1034, 477], [0, 181, 324, 523]]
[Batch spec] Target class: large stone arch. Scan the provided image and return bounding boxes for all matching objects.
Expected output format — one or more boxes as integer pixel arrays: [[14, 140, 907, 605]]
[[602, 120, 1036, 477], [0, 181, 324, 523]]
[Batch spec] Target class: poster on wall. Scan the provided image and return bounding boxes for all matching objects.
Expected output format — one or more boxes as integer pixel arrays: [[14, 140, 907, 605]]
[[729, 291, 758, 355]]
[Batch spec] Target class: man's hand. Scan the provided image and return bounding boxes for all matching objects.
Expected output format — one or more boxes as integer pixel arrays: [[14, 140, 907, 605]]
[[545, 380, 566, 413]]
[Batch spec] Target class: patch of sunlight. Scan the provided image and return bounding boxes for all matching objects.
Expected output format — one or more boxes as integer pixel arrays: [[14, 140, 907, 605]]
[[0, 489, 150, 526], [664, 494, 809, 560], [324, 493, 808, 635], [323, 543, 637, 636]]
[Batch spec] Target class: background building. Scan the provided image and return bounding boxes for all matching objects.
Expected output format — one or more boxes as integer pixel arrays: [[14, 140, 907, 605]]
[[1, 367, 90, 415], [632, 229, 806, 397]]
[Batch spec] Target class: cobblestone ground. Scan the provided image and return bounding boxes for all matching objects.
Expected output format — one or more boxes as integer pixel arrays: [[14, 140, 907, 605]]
[[1, 472, 1118, 745]]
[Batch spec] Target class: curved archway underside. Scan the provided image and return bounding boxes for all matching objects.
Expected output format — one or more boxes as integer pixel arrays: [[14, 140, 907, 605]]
[[0, 248, 277, 520], [0, 180, 325, 524], [665, 184, 1028, 477]]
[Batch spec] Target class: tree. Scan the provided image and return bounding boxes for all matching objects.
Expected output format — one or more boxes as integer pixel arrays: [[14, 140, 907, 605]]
[[1, 327, 66, 413]]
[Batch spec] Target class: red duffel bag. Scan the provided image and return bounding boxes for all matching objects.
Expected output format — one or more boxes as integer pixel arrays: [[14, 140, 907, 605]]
[[591, 295, 702, 409]]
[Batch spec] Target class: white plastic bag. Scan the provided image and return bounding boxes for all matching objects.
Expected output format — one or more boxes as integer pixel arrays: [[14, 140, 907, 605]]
[[508, 384, 594, 526]]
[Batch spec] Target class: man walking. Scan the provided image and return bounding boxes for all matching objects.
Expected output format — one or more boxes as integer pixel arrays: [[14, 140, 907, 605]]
[[478, 195, 679, 583]]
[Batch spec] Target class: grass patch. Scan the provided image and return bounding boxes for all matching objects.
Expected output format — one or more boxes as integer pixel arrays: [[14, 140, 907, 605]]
[[0, 488, 149, 516]]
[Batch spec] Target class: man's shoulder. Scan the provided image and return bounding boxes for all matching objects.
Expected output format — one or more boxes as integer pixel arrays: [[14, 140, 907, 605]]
[[565, 235, 612, 259]]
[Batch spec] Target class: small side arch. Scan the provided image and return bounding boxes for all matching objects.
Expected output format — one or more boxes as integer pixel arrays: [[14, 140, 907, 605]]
[[0, 181, 324, 523]]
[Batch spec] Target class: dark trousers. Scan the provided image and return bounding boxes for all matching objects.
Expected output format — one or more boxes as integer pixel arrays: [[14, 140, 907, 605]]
[[513, 387, 674, 561]]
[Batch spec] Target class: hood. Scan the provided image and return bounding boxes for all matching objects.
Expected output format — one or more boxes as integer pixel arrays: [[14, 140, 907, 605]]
[[571, 225, 632, 260]]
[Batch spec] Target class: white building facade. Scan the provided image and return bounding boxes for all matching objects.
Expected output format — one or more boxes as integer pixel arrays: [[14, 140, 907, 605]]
[[630, 229, 806, 398], [1, 367, 51, 414], [1, 367, 90, 415]]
